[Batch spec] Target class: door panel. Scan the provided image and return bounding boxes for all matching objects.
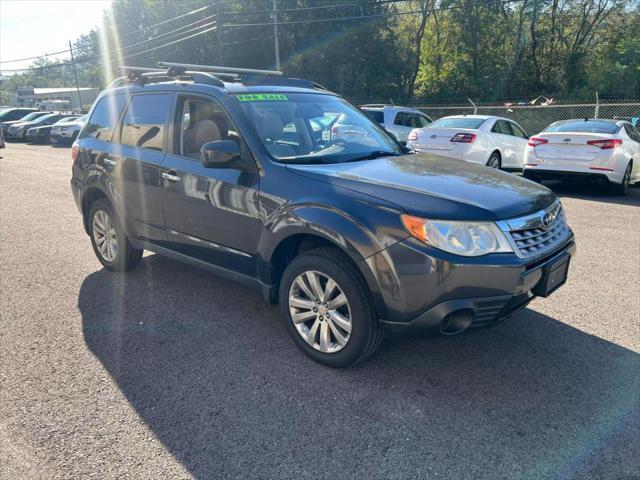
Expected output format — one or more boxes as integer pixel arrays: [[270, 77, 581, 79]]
[[161, 95, 260, 276]]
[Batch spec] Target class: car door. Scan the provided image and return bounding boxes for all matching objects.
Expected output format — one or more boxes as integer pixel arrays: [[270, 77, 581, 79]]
[[110, 92, 172, 242], [490, 120, 521, 168], [161, 94, 261, 276], [624, 124, 640, 179]]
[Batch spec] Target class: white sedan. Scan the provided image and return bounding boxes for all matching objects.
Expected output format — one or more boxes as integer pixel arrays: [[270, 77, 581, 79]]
[[523, 119, 640, 195], [406, 115, 529, 170]]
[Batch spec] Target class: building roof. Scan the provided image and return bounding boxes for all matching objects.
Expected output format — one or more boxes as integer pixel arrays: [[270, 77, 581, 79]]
[[27, 88, 98, 95]]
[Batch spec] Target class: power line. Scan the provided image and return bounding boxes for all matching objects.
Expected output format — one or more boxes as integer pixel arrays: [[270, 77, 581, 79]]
[[1, 23, 218, 73], [0, 49, 70, 64], [114, 3, 216, 39], [222, 0, 524, 27]]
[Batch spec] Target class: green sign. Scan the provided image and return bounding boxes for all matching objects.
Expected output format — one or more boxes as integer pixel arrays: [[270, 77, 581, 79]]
[[237, 93, 288, 102]]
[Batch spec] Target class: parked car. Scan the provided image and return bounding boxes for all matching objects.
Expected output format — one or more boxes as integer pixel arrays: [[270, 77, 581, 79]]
[[6, 113, 66, 140], [50, 115, 88, 144], [1, 111, 50, 135], [407, 115, 530, 170], [26, 116, 79, 144], [0, 125, 4, 149], [0, 107, 39, 124], [71, 63, 575, 367], [360, 104, 432, 144], [523, 119, 640, 195]]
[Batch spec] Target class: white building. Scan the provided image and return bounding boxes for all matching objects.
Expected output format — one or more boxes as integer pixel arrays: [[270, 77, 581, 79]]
[[15, 87, 99, 111]]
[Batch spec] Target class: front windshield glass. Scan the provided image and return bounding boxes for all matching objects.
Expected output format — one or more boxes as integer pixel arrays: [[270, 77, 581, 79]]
[[428, 117, 487, 129], [236, 93, 402, 164]]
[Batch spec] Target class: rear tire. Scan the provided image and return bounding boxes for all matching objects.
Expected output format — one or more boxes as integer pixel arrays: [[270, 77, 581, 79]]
[[88, 199, 143, 271], [486, 152, 501, 169], [611, 163, 631, 196], [279, 247, 382, 367]]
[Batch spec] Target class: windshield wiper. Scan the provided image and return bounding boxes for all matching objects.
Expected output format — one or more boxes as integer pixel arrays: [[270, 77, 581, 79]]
[[346, 150, 401, 162]]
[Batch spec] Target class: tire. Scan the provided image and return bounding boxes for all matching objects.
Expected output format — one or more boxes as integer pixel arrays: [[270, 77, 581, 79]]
[[611, 163, 632, 196], [486, 152, 501, 169], [279, 247, 383, 368], [88, 198, 143, 271]]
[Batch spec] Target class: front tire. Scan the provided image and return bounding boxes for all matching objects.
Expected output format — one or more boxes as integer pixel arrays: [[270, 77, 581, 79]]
[[279, 247, 382, 367], [88, 199, 142, 271], [611, 163, 632, 196]]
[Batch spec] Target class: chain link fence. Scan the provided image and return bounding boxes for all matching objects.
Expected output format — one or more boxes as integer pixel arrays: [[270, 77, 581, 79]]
[[356, 98, 640, 135]]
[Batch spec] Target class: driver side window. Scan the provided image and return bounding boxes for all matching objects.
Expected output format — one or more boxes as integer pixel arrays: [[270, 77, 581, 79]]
[[176, 97, 242, 159]]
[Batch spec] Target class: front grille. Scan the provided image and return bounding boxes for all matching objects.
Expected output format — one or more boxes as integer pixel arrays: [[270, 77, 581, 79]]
[[498, 202, 571, 259]]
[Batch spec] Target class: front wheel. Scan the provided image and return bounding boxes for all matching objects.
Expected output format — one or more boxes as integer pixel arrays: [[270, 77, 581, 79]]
[[279, 248, 382, 367], [88, 199, 142, 271]]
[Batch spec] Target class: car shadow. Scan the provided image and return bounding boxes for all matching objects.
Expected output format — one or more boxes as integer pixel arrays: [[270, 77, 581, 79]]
[[78, 254, 640, 479], [542, 179, 640, 207]]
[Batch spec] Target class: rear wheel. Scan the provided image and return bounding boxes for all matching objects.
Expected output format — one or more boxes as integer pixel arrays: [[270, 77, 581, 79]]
[[611, 163, 632, 196], [279, 247, 382, 367], [486, 152, 501, 169], [88, 199, 142, 271]]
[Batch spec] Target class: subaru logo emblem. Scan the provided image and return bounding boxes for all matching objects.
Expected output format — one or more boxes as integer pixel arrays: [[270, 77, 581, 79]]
[[430, 134, 437, 139], [541, 212, 556, 230], [563, 138, 571, 143]]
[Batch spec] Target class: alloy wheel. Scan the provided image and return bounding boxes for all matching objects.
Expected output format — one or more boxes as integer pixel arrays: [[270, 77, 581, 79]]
[[92, 210, 118, 262], [488, 156, 500, 168], [288, 271, 352, 353]]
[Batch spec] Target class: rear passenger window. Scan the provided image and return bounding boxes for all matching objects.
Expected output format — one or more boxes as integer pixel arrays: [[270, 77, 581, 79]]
[[119, 94, 171, 151], [510, 122, 528, 138], [493, 120, 513, 135], [83, 94, 127, 141]]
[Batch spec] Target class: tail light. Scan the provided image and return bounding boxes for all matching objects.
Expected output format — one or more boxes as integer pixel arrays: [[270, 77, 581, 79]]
[[528, 137, 549, 147], [408, 130, 418, 142], [450, 133, 476, 143], [71, 144, 79, 162], [587, 139, 622, 150]]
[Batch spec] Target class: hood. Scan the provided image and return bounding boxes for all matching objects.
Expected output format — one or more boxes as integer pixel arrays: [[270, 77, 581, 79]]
[[287, 153, 556, 221]]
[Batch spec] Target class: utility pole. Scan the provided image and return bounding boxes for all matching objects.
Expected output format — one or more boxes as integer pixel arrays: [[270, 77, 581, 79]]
[[273, 0, 281, 70], [216, 0, 224, 66], [68, 41, 83, 112]]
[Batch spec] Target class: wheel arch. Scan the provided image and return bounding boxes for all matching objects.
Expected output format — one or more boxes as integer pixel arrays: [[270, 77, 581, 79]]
[[260, 229, 389, 320], [81, 187, 109, 234]]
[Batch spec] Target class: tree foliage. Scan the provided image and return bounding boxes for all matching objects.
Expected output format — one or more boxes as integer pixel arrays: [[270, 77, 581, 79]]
[[1, 0, 638, 105]]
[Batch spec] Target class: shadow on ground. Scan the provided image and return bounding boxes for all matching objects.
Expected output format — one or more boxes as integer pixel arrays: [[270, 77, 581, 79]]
[[79, 254, 640, 479], [542, 179, 640, 207]]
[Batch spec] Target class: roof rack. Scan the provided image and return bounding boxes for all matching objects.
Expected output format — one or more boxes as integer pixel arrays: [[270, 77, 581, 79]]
[[157, 62, 283, 77], [106, 62, 329, 92]]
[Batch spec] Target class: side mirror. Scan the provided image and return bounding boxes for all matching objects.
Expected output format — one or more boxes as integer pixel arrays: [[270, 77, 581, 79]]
[[200, 140, 240, 168]]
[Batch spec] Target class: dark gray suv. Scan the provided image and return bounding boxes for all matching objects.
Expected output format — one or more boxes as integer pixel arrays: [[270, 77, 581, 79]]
[[71, 63, 575, 367]]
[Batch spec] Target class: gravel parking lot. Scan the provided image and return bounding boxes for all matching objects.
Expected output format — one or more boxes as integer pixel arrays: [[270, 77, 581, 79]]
[[1, 142, 639, 480]]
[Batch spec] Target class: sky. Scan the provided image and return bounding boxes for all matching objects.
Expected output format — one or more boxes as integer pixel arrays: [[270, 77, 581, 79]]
[[0, 0, 112, 74]]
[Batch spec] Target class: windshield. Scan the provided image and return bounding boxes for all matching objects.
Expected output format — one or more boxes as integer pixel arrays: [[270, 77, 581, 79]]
[[236, 93, 402, 164], [544, 120, 620, 134], [34, 113, 58, 123], [428, 117, 487, 129]]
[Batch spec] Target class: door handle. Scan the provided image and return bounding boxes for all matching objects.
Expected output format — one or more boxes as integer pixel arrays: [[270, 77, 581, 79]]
[[162, 171, 182, 182]]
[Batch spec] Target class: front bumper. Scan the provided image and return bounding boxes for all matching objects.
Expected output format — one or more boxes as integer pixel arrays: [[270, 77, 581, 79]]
[[370, 234, 576, 334]]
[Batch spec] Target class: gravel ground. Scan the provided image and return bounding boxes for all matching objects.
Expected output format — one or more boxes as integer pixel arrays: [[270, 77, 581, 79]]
[[1, 142, 639, 480]]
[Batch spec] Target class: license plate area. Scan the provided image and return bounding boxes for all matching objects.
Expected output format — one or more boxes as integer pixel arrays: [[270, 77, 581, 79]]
[[533, 253, 570, 297]]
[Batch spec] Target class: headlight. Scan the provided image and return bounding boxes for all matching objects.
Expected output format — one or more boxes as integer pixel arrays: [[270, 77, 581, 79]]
[[401, 215, 513, 256], [17, 126, 26, 133]]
